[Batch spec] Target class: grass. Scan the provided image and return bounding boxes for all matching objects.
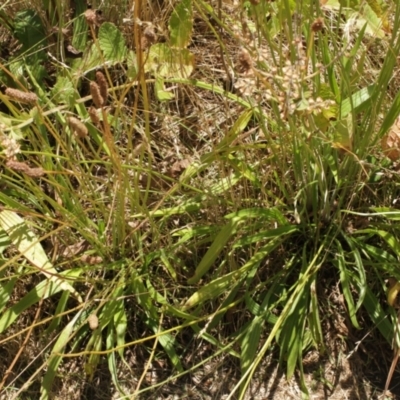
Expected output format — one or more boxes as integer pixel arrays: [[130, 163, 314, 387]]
[[1, 0, 400, 398]]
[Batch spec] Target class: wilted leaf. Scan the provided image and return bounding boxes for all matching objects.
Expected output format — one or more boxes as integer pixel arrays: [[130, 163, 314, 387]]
[[332, 117, 353, 152]]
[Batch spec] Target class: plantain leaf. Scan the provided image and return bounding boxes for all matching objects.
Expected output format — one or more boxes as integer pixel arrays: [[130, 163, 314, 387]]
[[0, 269, 82, 334], [0, 210, 82, 303]]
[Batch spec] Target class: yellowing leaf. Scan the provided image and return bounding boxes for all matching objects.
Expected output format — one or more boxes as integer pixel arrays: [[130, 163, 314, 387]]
[[146, 44, 194, 79], [0, 210, 82, 303]]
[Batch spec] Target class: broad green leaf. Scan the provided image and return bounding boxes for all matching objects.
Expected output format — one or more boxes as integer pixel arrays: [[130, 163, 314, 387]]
[[85, 329, 102, 379], [51, 75, 77, 107], [14, 9, 47, 54], [208, 172, 241, 195], [225, 207, 288, 225], [127, 50, 138, 79], [236, 247, 325, 399], [114, 305, 128, 358], [72, 0, 89, 51], [0, 276, 17, 311], [370, 208, 400, 220], [378, 87, 400, 138], [332, 116, 353, 151], [185, 271, 241, 310], [159, 250, 177, 281], [132, 198, 201, 218], [340, 85, 375, 118], [98, 22, 127, 63], [44, 291, 70, 336], [146, 44, 194, 79], [169, 0, 193, 48], [345, 237, 367, 311], [308, 280, 325, 352], [98, 287, 124, 330], [233, 226, 298, 248], [0, 210, 82, 303], [278, 288, 308, 380], [350, 6, 386, 38], [0, 227, 11, 255], [356, 229, 400, 255]]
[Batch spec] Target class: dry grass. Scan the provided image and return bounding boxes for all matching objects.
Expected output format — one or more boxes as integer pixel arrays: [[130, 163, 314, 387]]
[[1, 0, 400, 399]]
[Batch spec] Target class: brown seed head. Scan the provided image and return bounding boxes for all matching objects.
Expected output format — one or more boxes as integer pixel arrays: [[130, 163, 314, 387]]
[[238, 48, 252, 73], [5, 88, 38, 104], [84, 9, 97, 26], [67, 116, 88, 138], [311, 18, 324, 33], [6, 160, 44, 177], [143, 26, 157, 45], [6, 159, 30, 173], [90, 81, 104, 108], [25, 167, 45, 177], [87, 314, 99, 330], [88, 106, 100, 126], [95, 71, 108, 104]]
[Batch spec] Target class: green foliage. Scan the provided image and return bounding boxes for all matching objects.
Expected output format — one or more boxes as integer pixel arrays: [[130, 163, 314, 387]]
[[1, 9, 48, 86], [146, 44, 194, 79], [169, 0, 193, 48], [1, 0, 400, 398], [98, 22, 127, 62], [14, 10, 47, 55]]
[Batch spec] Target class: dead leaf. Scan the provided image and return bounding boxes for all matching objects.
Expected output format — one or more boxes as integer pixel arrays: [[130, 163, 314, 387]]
[[62, 240, 87, 258], [382, 117, 400, 161], [65, 44, 83, 59], [169, 158, 191, 178]]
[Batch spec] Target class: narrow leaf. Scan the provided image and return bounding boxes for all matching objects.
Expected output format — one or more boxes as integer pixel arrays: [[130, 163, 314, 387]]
[[0, 210, 82, 303]]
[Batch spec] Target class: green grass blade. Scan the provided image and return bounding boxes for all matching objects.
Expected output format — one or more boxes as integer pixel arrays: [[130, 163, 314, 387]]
[[40, 309, 84, 400], [334, 240, 360, 329], [187, 219, 239, 284], [0, 269, 82, 333]]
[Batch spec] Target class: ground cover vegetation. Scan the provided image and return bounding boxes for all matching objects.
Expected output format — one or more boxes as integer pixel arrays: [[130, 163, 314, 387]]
[[1, 0, 400, 398]]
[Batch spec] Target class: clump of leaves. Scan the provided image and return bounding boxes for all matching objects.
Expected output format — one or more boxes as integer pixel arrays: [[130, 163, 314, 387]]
[[1, 0, 400, 399]]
